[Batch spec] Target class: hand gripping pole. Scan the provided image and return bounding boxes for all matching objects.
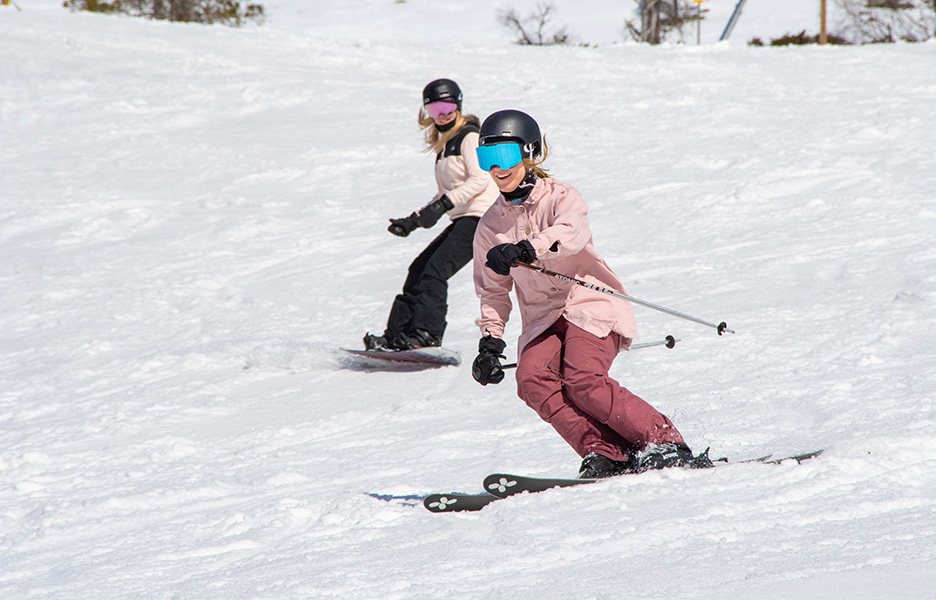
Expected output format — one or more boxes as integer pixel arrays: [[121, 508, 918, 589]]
[[514, 262, 735, 335]]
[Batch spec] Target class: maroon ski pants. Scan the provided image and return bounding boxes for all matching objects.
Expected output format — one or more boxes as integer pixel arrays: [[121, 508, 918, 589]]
[[515, 317, 685, 462]]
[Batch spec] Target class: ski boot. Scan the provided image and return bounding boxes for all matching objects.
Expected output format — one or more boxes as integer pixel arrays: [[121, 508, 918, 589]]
[[578, 452, 638, 479], [635, 443, 715, 473]]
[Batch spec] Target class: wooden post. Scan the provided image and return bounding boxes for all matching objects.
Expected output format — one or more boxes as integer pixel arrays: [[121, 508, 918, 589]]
[[640, 0, 661, 44], [820, 0, 828, 44]]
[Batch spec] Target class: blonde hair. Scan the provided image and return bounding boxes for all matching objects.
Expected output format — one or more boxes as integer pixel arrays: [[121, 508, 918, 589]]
[[418, 109, 474, 155], [523, 137, 550, 178]]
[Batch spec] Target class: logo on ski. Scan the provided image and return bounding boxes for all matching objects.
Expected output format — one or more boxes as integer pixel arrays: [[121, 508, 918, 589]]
[[486, 476, 519, 495]]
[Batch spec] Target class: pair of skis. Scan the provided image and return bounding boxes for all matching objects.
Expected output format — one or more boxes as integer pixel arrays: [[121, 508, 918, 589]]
[[422, 449, 824, 513]]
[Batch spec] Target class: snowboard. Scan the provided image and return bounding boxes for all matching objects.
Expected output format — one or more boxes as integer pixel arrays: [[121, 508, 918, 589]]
[[341, 346, 462, 369], [423, 449, 824, 513]]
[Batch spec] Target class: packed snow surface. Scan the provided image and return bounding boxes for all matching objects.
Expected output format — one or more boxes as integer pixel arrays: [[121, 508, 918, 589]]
[[2, 1, 936, 599]]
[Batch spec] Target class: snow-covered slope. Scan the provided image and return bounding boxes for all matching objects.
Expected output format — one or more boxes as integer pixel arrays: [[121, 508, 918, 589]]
[[2, 2, 936, 599]]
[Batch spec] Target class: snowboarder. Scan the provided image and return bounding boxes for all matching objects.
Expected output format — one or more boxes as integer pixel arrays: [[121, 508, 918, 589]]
[[470, 109, 713, 478], [364, 79, 499, 351]]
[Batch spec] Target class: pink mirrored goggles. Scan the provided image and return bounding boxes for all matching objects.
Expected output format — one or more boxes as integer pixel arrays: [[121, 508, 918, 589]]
[[425, 100, 458, 119]]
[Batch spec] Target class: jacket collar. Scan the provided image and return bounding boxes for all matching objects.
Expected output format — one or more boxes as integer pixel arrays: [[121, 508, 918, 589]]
[[500, 177, 545, 209]]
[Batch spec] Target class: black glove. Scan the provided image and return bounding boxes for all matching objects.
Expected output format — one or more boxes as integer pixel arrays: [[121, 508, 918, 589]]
[[415, 195, 454, 229], [388, 213, 419, 237], [485, 240, 535, 276], [472, 335, 507, 386]]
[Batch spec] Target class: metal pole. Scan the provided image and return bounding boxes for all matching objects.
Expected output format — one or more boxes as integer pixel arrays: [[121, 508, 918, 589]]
[[695, 0, 703, 45], [514, 262, 735, 335], [719, 0, 750, 41], [501, 336, 680, 370], [632, 335, 679, 350]]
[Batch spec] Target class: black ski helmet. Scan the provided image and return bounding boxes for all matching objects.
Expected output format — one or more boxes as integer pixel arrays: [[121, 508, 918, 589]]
[[479, 109, 542, 160], [422, 78, 463, 111]]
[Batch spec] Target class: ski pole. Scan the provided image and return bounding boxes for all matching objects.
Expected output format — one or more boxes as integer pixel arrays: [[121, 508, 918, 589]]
[[514, 262, 735, 335], [501, 335, 679, 369]]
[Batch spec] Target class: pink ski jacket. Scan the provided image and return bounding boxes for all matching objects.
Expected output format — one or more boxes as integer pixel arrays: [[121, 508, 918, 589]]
[[473, 177, 638, 353], [431, 126, 500, 220]]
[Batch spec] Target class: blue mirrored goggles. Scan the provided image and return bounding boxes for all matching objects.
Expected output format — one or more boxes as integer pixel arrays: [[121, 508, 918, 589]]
[[476, 143, 523, 172]]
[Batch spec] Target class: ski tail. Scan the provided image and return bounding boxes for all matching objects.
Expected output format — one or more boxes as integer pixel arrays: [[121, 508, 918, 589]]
[[423, 492, 498, 513]]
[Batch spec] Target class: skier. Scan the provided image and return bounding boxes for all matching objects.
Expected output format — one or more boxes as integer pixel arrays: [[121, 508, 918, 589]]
[[470, 109, 713, 478], [364, 79, 499, 351]]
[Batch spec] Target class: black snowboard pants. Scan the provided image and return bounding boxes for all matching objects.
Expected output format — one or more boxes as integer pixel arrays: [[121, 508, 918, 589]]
[[385, 216, 480, 341]]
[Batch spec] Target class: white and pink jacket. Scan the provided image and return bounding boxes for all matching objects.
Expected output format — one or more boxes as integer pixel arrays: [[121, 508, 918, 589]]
[[472, 177, 639, 353]]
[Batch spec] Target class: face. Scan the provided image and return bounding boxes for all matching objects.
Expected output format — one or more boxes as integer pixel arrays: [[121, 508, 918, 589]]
[[426, 101, 458, 127], [490, 161, 526, 193], [432, 109, 457, 127]]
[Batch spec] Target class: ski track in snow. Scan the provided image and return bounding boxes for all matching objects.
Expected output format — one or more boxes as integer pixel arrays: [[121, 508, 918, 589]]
[[2, 2, 936, 599]]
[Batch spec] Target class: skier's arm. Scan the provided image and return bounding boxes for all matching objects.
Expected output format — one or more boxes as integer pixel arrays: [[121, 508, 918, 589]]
[[473, 221, 512, 339], [527, 184, 592, 259]]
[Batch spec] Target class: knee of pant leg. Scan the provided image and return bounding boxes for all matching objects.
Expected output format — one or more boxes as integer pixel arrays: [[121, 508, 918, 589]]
[[562, 369, 613, 423], [515, 357, 560, 390], [515, 362, 560, 413], [563, 365, 602, 394]]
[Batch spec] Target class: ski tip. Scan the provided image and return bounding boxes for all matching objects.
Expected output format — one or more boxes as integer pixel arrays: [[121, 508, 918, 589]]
[[758, 449, 825, 465], [787, 448, 824, 463], [717, 448, 825, 466]]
